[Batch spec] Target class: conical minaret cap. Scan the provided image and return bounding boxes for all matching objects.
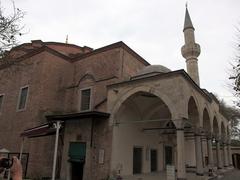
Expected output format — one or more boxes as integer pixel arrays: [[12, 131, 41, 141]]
[[183, 7, 194, 31]]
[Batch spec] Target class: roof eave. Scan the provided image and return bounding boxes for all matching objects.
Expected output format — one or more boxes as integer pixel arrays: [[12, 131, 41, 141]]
[[108, 70, 212, 102]]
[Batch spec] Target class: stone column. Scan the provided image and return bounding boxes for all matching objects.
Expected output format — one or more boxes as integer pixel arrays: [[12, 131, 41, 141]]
[[223, 141, 229, 167], [207, 136, 214, 168], [173, 119, 186, 180], [216, 137, 223, 169], [195, 129, 204, 176], [176, 128, 186, 179], [227, 138, 233, 166]]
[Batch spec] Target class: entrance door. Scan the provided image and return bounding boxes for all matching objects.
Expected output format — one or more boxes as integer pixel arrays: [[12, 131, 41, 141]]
[[71, 162, 84, 180], [133, 147, 142, 174], [69, 142, 86, 180], [150, 149, 158, 172], [165, 146, 173, 165]]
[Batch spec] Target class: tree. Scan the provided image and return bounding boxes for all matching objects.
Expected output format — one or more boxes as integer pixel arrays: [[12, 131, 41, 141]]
[[0, 0, 25, 58], [219, 99, 240, 139], [229, 27, 240, 106]]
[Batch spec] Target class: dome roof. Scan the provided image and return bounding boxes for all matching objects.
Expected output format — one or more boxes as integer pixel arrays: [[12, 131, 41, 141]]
[[135, 65, 171, 77]]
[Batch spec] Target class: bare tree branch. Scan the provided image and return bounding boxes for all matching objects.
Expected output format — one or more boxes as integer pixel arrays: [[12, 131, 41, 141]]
[[0, 0, 25, 58]]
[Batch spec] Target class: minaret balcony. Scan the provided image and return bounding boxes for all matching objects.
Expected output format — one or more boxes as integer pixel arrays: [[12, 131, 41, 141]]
[[181, 43, 201, 59]]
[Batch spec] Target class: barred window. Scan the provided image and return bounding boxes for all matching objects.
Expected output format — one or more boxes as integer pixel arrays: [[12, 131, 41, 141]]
[[80, 88, 91, 111], [18, 86, 29, 110]]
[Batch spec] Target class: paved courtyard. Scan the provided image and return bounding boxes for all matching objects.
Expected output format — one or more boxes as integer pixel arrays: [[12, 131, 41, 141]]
[[214, 169, 240, 180], [121, 169, 240, 180]]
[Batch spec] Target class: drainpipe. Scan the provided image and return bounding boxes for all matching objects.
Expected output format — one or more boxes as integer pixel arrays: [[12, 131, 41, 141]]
[[52, 121, 61, 180], [19, 137, 25, 162]]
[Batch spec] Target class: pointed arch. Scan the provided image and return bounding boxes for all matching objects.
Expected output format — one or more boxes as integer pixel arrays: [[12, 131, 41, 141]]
[[109, 86, 178, 125], [221, 121, 226, 137], [187, 96, 200, 127], [203, 108, 211, 134], [213, 116, 220, 136], [77, 73, 96, 86]]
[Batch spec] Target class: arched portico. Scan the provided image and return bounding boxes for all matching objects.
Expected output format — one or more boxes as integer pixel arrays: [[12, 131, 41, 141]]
[[110, 90, 176, 177], [109, 86, 180, 126], [186, 96, 204, 175]]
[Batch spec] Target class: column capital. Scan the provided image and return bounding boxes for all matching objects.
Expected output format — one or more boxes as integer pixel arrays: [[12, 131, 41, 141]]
[[227, 137, 232, 145], [214, 134, 221, 142], [221, 136, 229, 144], [173, 117, 187, 129], [206, 133, 213, 140], [194, 127, 204, 136]]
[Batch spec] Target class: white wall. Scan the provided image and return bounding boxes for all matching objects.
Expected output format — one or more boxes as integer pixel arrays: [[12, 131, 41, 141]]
[[111, 122, 168, 175]]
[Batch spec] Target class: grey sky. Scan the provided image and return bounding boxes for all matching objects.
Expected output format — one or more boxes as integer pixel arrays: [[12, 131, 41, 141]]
[[2, 0, 240, 105]]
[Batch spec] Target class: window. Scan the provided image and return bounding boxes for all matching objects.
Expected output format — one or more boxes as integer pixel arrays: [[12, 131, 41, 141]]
[[80, 88, 91, 111], [17, 86, 29, 110], [0, 94, 4, 113]]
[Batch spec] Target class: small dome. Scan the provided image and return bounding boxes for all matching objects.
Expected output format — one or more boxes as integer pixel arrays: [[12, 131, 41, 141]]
[[135, 65, 171, 77]]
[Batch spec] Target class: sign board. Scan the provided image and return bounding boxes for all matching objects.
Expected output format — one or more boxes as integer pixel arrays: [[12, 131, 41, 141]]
[[166, 165, 175, 180]]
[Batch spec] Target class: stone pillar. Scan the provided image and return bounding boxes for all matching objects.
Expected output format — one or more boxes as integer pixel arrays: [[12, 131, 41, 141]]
[[176, 128, 186, 180], [223, 142, 229, 167], [207, 136, 214, 168], [173, 118, 186, 180], [227, 138, 233, 166], [195, 130, 204, 176], [216, 138, 223, 169]]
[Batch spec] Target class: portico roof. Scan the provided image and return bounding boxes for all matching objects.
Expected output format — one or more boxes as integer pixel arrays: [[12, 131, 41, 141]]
[[108, 69, 212, 102], [46, 111, 110, 121]]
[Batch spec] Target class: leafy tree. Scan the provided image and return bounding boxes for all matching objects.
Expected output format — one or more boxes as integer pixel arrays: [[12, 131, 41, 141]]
[[0, 0, 25, 58]]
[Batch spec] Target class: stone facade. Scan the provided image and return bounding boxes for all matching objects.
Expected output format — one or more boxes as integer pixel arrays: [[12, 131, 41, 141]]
[[0, 7, 233, 180]]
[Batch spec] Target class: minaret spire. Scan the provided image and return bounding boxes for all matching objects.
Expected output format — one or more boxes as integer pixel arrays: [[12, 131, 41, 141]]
[[184, 7, 194, 31], [181, 6, 201, 86]]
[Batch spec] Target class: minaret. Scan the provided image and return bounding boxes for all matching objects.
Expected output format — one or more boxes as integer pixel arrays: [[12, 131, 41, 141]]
[[181, 7, 201, 86]]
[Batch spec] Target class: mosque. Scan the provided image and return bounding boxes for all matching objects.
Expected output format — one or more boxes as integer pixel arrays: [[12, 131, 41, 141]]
[[0, 7, 233, 180]]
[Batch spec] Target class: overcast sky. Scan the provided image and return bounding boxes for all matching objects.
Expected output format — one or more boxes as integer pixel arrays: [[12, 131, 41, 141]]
[[2, 0, 240, 106]]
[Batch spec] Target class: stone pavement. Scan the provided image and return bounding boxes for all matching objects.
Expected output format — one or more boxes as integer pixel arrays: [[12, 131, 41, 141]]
[[122, 171, 210, 180], [121, 169, 240, 180], [213, 169, 240, 180]]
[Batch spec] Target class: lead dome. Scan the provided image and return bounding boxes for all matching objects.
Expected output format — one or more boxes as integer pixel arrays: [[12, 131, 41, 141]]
[[135, 65, 171, 77]]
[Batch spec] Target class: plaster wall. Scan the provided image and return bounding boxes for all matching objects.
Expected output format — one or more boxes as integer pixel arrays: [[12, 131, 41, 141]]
[[185, 138, 196, 167], [110, 88, 176, 176], [111, 122, 176, 176], [202, 139, 208, 167]]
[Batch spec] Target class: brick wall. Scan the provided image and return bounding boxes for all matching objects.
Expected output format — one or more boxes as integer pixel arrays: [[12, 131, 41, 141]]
[[0, 42, 148, 179]]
